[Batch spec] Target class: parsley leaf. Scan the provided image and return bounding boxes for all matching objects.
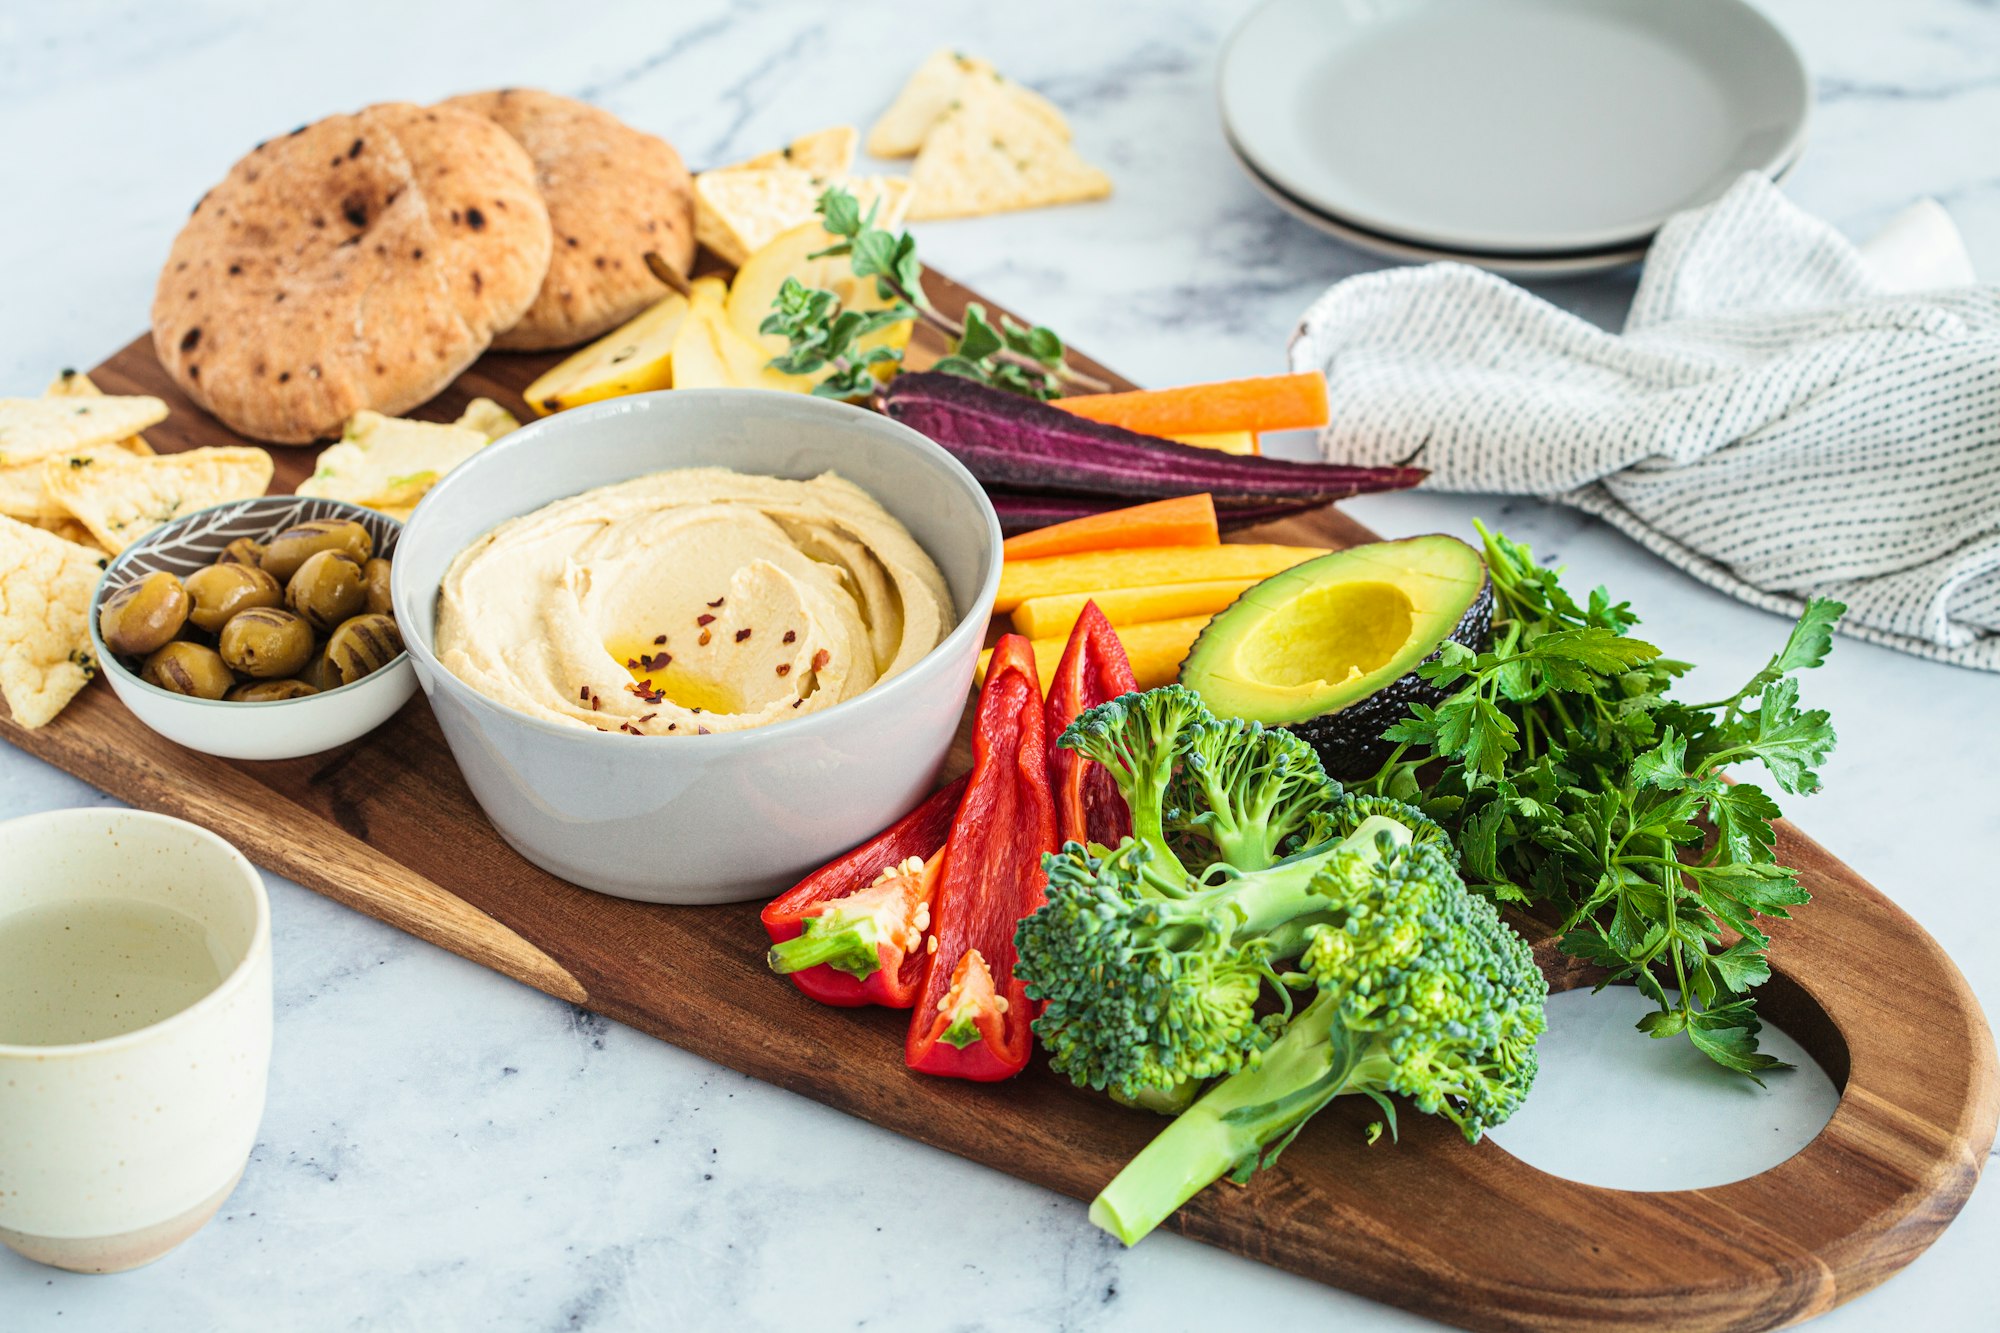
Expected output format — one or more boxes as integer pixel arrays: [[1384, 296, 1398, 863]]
[[1363, 520, 1843, 1075]]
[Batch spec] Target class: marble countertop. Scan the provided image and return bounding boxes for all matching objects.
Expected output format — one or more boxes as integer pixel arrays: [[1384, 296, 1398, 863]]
[[4, 1, 1996, 1328]]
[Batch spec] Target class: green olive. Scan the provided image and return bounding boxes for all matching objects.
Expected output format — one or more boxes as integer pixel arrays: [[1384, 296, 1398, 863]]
[[324, 613, 403, 684], [218, 606, 315, 678], [99, 571, 190, 657], [260, 518, 372, 583], [297, 648, 343, 693], [184, 563, 283, 634], [140, 642, 233, 699], [284, 550, 367, 632], [226, 678, 319, 702], [217, 536, 266, 567], [362, 557, 394, 616]]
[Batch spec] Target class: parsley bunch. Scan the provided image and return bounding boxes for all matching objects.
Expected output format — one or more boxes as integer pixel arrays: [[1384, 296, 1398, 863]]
[[760, 188, 1105, 400], [1359, 522, 1844, 1078]]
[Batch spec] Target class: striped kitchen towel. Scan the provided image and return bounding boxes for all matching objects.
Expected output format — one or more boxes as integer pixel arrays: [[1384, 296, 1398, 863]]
[[1288, 173, 2000, 670]]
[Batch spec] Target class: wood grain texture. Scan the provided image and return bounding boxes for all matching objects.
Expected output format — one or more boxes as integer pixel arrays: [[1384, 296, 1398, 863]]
[[2, 273, 1992, 1332]]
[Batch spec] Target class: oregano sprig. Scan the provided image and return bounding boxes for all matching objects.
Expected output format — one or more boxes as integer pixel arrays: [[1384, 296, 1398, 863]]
[[759, 188, 1107, 401]]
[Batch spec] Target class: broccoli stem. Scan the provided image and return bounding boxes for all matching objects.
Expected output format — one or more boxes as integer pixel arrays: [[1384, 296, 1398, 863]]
[[1090, 992, 1397, 1245]]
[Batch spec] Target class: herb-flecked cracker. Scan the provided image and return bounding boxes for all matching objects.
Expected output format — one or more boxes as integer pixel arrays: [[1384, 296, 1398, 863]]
[[0, 515, 105, 728], [908, 80, 1110, 220], [44, 371, 156, 455], [726, 125, 857, 176], [695, 168, 912, 267], [45, 446, 274, 555], [0, 396, 168, 466], [866, 50, 1069, 159]]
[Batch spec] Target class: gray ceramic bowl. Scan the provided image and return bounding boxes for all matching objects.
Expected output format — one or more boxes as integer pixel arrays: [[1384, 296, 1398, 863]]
[[391, 389, 1002, 904], [92, 497, 414, 761]]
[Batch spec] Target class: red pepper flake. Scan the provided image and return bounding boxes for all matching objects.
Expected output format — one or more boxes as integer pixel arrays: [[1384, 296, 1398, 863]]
[[776, 663, 791, 676], [653, 634, 668, 645], [706, 597, 725, 608], [782, 630, 797, 644], [667, 722, 678, 731], [578, 685, 589, 701], [638, 712, 657, 723], [697, 613, 716, 626], [791, 698, 804, 709], [696, 725, 711, 735], [590, 694, 602, 711], [734, 628, 752, 642], [626, 658, 640, 668], [811, 649, 831, 672], [698, 628, 712, 646]]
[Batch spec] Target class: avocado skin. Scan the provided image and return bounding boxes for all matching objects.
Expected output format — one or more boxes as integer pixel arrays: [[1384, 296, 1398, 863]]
[[1285, 575, 1493, 780]]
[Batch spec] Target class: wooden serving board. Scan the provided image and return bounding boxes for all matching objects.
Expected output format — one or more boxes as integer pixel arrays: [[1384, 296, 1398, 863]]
[[6, 274, 1994, 1332]]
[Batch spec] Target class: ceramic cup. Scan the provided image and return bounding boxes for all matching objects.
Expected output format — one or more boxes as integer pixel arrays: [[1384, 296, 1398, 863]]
[[0, 809, 272, 1273]]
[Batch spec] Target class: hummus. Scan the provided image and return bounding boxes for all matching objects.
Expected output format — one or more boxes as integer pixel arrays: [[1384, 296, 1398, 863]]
[[436, 468, 954, 735]]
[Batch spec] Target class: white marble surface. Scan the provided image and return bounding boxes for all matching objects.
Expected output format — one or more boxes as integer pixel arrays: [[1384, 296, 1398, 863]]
[[2, 1, 1996, 1328]]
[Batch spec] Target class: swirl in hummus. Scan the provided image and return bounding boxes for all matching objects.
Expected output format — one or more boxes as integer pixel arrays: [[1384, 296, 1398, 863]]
[[436, 468, 953, 734]]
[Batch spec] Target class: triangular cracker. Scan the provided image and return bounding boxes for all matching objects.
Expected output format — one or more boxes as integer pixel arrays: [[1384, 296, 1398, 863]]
[[907, 80, 1110, 220], [0, 395, 168, 466], [867, 50, 1070, 158], [729, 126, 857, 176], [300, 411, 491, 510], [24, 516, 100, 548], [44, 446, 274, 555], [43, 371, 156, 455], [0, 515, 105, 728], [696, 169, 913, 266]]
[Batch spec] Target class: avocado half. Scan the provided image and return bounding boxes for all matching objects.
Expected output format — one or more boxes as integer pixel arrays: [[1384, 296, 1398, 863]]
[[1177, 534, 1492, 779]]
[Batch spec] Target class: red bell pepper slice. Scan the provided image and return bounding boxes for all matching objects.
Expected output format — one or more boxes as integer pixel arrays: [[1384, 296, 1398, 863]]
[[1045, 601, 1137, 849], [762, 776, 968, 1008], [905, 634, 1057, 1081]]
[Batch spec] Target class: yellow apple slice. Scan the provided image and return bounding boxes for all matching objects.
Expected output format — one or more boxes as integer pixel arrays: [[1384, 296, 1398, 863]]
[[671, 277, 814, 393], [521, 291, 692, 416]]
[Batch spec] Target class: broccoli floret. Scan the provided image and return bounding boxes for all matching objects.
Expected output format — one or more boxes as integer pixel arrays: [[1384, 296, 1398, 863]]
[[1309, 792, 1456, 864], [1089, 830, 1547, 1245], [1163, 711, 1343, 871], [1018, 816, 1421, 1099], [1056, 685, 1210, 884], [1020, 686, 1461, 1100]]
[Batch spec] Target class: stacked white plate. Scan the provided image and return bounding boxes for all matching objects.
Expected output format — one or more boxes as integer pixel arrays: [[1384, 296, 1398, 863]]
[[1220, 0, 1811, 277]]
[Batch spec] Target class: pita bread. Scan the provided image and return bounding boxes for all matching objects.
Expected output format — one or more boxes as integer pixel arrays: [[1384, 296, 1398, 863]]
[[440, 90, 696, 351], [907, 80, 1110, 220], [45, 447, 275, 555], [867, 50, 1070, 158], [152, 103, 552, 443], [0, 515, 105, 728]]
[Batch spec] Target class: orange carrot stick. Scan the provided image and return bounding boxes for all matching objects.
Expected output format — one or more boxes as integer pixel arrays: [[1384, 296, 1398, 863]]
[[1052, 373, 1329, 437], [1001, 494, 1219, 562]]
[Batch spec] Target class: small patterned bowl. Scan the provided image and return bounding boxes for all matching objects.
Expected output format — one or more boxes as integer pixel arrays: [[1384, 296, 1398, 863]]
[[90, 496, 415, 761]]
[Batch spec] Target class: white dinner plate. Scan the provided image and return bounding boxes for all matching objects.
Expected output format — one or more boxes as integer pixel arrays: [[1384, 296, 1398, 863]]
[[1228, 134, 1649, 278], [1219, 0, 1810, 256], [1229, 132, 1800, 279]]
